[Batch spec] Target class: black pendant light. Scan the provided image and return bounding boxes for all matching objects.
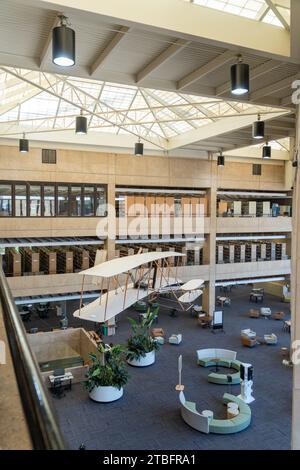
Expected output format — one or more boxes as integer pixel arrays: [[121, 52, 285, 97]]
[[76, 109, 87, 134], [134, 139, 144, 156], [231, 55, 249, 96], [19, 133, 29, 153], [253, 114, 265, 139], [217, 151, 225, 167], [52, 15, 75, 67], [262, 142, 271, 159]]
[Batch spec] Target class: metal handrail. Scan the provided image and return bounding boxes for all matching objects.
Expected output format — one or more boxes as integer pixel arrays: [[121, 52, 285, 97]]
[[0, 267, 65, 450]]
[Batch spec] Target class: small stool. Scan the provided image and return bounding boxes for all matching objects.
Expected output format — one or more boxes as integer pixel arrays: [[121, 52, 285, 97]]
[[227, 402, 239, 419], [281, 347, 289, 358], [202, 410, 213, 420]]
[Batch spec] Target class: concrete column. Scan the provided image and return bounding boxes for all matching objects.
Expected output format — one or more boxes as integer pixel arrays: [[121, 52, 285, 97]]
[[104, 182, 116, 260], [285, 137, 295, 191], [202, 156, 217, 316], [291, 107, 300, 449]]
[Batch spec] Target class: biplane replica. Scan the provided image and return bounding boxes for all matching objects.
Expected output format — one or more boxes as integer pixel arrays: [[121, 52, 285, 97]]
[[73, 251, 204, 324]]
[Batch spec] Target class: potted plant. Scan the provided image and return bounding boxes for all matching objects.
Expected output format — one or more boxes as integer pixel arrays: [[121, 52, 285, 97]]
[[127, 309, 159, 367], [85, 343, 129, 402]]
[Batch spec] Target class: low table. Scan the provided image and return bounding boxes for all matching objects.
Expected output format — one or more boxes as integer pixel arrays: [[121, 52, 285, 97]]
[[217, 297, 230, 307], [211, 358, 221, 372], [250, 293, 263, 303]]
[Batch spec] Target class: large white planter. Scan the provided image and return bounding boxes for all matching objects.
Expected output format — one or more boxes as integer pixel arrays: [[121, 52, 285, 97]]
[[89, 385, 123, 403], [127, 350, 155, 367]]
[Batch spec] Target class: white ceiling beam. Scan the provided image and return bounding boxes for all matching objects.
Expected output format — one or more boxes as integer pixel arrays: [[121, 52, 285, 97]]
[[250, 73, 300, 101], [166, 109, 290, 150], [135, 38, 190, 83], [89, 26, 130, 76], [39, 14, 61, 68], [216, 59, 283, 96], [177, 50, 235, 90], [36, 0, 290, 59], [291, 0, 300, 62], [264, 0, 290, 31], [223, 145, 290, 161]]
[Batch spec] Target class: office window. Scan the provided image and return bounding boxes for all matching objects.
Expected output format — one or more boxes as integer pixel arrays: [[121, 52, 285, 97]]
[[0, 184, 12, 216], [57, 185, 69, 216], [30, 185, 41, 216], [96, 186, 106, 216], [42, 149, 57, 164], [43, 185, 55, 216], [15, 184, 27, 216], [0, 181, 106, 217], [70, 186, 82, 216], [252, 164, 262, 176], [83, 186, 95, 216]]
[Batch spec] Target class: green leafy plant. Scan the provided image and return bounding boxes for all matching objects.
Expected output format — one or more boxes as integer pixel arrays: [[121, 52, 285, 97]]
[[85, 343, 129, 392], [127, 308, 159, 361]]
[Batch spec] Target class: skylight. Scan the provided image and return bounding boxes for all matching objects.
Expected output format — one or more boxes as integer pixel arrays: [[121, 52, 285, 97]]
[[183, 0, 290, 29], [0, 66, 288, 151]]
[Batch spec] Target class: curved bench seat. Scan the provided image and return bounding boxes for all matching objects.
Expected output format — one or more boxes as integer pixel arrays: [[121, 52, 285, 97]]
[[179, 392, 251, 435], [208, 371, 241, 385], [198, 357, 232, 368], [197, 349, 237, 366], [199, 355, 242, 385], [209, 393, 251, 434]]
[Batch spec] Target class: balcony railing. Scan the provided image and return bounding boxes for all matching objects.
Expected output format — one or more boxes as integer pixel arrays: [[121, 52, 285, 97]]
[[0, 267, 65, 450]]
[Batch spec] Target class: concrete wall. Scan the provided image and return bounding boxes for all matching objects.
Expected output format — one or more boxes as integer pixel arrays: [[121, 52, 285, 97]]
[[27, 328, 99, 384]]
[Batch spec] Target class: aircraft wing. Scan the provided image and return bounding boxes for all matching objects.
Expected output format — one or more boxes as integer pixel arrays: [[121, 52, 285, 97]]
[[73, 284, 150, 323]]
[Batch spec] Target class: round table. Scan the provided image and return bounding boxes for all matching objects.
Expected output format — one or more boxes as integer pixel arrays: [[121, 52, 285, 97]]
[[227, 402, 239, 419], [202, 410, 214, 419]]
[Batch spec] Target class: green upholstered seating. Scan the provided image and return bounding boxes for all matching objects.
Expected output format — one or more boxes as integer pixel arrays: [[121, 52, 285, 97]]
[[208, 393, 251, 434], [208, 371, 241, 385], [200, 357, 242, 385], [184, 401, 197, 412], [39, 356, 83, 372], [198, 357, 216, 367]]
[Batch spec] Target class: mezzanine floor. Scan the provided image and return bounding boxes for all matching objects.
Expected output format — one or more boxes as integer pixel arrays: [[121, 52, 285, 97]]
[[49, 286, 291, 450]]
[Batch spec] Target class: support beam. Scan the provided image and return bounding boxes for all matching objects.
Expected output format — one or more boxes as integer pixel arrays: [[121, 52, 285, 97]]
[[36, 0, 291, 58], [177, 50, 235, 90], [223, 145, 290, 161], [136, 39, 190, 83], [166, 110, 289, 150], [250, 73, 300, 101], [291, 105, 300, 450], [216, 59, 283, 96], [89, 26, 130, 76], [39, 13, 61, 68], [264, 0, 290, 31]]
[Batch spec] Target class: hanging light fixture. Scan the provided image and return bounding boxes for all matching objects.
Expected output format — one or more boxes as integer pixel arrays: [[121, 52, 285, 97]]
[[52, 15, 75, 67], [134, 138, 144, 156], [253, 114, 265, 139], [75, 109, 87, 134], [19, 133, 29, 153], [262, 142, 271, 159], [231, 55, 249, 96], [217, 151, 225, 167]]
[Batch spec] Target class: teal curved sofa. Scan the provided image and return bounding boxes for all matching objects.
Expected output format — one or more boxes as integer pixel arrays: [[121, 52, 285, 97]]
[[209, 393, 251, 434], [207, 360, 242, 385], [179, 392, 251, 435]]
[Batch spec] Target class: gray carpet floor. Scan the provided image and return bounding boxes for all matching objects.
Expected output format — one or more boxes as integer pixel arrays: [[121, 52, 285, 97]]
[[50, 286, 292, 450]]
